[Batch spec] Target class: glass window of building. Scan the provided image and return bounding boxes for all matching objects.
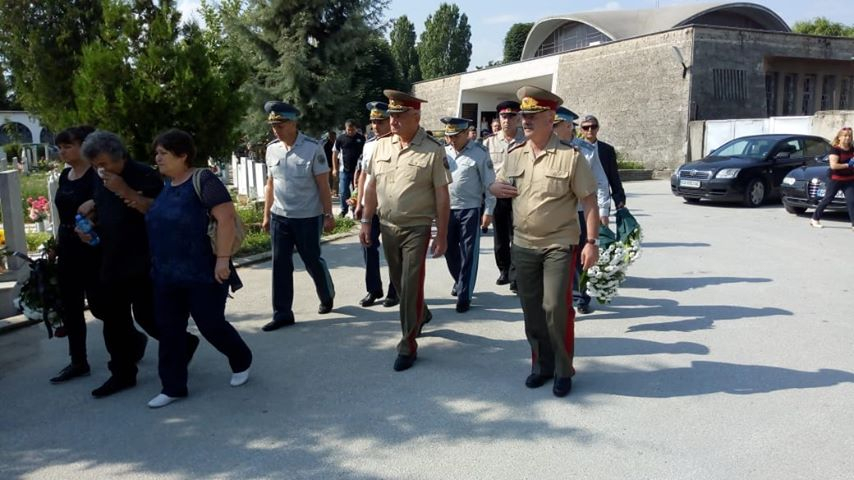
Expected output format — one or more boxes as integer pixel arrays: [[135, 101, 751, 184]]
[[535, 22, 611, 57]]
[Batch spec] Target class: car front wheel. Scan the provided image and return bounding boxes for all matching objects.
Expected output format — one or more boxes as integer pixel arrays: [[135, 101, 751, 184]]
[[743, 178, 766, 207]]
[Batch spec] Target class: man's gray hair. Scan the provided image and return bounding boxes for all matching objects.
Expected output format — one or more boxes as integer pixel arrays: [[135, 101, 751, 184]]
[[580, 114, 599, 125], [81, 130, 129, 163]]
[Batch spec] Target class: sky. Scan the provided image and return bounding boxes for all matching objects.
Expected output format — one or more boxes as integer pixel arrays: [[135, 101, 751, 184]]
[[177, 0, 854, 71]]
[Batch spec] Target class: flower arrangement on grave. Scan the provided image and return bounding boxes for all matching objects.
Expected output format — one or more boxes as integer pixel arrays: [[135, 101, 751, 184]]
[[27, 196, 50, 223]]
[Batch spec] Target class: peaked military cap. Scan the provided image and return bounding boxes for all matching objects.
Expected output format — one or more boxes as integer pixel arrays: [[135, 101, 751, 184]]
[[496, 100, 521, 114], [516, 86, 563, 114], [264, 101, 300, 124], [366, 101, 390, 120], [440, 117, 472, 136], [554, 106, 579, 125], [384, 90, 428, 113]]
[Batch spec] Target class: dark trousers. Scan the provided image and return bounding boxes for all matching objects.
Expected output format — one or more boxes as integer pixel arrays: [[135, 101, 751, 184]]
[[363, 214, 396, 298], [154, 281, 253, 397], [380, 223, 431, 356], [812, 179, 854, 225], [572, 211, 591, 307], [445, 208, 481, 303], [513, 244, 577, 378], [271, 213, 335, 322], [339, 170, 355, 215], [493, 198, 514, 278], [56, 241, 102, 365], [97, 274, 159, 379]]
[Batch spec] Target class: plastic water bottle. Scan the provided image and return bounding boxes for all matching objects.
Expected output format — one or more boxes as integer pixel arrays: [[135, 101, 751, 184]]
[[75, 214, 100, 246]]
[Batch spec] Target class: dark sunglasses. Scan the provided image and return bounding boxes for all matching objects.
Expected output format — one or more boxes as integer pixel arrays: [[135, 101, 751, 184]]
[[580, 125, 599, 131]]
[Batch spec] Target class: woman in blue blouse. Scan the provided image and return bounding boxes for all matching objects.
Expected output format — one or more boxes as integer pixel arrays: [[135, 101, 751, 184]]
[[145, 129, 252, 408]]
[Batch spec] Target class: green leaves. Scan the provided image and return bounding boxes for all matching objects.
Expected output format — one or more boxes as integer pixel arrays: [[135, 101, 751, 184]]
[[792, 17, 854, 37], [503, 23, 533, 63], [418, 3, 471, 80], [390, 15, 421, 89]]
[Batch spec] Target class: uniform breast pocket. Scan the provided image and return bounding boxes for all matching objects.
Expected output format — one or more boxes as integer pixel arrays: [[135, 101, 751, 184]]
[[544, 169, 570, 196], [405, 157, 429, 181], [290, 159, 311, 178], [505, 167, 525, 188], [266, 158, 284, 179]]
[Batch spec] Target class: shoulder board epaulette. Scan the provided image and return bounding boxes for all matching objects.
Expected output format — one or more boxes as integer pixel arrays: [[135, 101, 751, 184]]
[[559, 139, 580, 151], [471, 141, 488, 152], [266, 139, 280, 146], [508, 140, 527, 153], [482, 133, 496, 140], [302, 135, 319, 144], [372, 132, 392, 142], [425, 135, 444, 146]]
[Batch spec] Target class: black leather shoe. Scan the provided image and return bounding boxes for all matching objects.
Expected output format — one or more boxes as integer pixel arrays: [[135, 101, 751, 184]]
[[262, 317, 295, 332], [577, 303, 593, 314], [382, 296, 399, 308], [455, 301, 470, 313], [393, 354, 417, 371], [417, 309, 433, 336], [525, 373, 554, 389], [360, 292, 382, 307], [509, 281, 518, 293], [318, 301, 334, 314], [553, 377, 573, 397], [450, 286, 458, 297], [496, 271, 510, 285], [186, 334, 200, 366], [91, 376, 136, 398], [50, 363, 91, 384], [134, 333, 148, 363]]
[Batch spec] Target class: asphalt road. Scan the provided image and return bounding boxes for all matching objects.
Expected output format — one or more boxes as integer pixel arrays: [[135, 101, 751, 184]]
[[1, 180, 852, 479]]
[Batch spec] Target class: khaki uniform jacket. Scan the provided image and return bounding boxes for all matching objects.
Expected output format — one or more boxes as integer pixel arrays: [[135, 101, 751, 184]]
[[366, 127, 452, 228], [483, 128, 525, 173], [497, 134, 597, 249]]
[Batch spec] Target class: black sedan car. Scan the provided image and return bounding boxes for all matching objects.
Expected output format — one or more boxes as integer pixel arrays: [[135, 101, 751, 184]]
[[671, 134, 831, 207], [780, 156, 848, 214]]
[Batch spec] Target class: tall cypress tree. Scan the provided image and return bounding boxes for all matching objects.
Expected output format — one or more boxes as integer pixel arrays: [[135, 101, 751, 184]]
[[389, 15, 421, 90], [418, 3, 472, 80]]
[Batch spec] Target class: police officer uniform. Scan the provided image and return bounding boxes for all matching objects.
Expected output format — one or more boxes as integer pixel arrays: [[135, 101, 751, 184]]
[[441, 117, 496, 313], [497, 86, 597, 397], [358, 101, 397, 308], [363, 90, 452, 371], [262, 101, 336, 331], [483, 101, 526, 287]]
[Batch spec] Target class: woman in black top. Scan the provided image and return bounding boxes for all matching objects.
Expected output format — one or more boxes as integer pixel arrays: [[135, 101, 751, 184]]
[[50, 125, 100, 383], [811, 127, 854, 228]]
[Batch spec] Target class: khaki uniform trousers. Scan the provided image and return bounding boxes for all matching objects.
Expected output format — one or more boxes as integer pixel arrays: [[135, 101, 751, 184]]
[[512, 244, 578, 378], [380, 223, 432, 356]]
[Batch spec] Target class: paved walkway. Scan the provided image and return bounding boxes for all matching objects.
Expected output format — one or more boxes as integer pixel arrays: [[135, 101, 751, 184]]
[[1, 180, 853, 479]]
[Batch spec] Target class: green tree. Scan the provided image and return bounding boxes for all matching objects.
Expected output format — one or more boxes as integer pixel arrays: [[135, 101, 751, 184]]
[[0, 0, 102, 128], [792, 17, 854, 37], [0, 68, 18, 110], [72, 0, 248, 164], [503, 22, 534, 63], [237, 0, 390, 136], [418, 3, 472, 80], [389, 15, 421, 89], [343, 35, 404, 123]]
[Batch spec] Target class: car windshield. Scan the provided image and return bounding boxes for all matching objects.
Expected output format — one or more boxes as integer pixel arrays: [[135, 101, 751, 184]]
[[710, 138, 775, 159]]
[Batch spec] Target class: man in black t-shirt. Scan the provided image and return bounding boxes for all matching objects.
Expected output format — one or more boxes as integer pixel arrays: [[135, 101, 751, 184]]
[[332, 119, 365, 217]]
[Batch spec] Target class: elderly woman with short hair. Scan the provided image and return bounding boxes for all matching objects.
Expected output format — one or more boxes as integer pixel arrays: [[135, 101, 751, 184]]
[[144, 129, 252, 409]]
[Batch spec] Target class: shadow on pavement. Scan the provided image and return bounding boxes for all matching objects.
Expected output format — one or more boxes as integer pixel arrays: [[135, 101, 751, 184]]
[[622, 276, 770, 292]]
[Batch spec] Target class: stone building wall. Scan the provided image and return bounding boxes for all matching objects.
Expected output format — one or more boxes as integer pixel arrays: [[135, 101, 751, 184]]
[[412, 76, 461, 134]]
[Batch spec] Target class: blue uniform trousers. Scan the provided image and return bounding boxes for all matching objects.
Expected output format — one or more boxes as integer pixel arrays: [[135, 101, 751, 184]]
[[271, 214, 335, 322], [445, 207, 481, 303], [363, 213, 397, 298]]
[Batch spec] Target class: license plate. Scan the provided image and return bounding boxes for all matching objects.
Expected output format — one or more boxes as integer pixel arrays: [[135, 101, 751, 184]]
[[680, 179, 701, 188], [816, 188, 845, 199]]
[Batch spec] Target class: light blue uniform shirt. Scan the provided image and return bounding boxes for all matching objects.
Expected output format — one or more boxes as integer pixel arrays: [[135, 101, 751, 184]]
[[446, 140, 497, 215], [574, 139, 611, 217], [265, 132, 329, 218]]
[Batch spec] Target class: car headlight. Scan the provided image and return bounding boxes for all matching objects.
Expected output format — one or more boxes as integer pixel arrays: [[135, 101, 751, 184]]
[[782, 176, 796, 185], [715, 168, 740, 179]]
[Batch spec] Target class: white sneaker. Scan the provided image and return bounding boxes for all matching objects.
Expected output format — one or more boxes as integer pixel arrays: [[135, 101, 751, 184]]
[[230, 369, 250, 387], [809, 219, 823, 229], [147, 393, 181, 409]]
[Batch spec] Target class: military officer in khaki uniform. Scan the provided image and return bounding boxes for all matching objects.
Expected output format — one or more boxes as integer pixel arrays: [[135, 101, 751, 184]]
[[483, 100, 526, 290], [360, 90, 452, 372], [490, 86, 600, 398]]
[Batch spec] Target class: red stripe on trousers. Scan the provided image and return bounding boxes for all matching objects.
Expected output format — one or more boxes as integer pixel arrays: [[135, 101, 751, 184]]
[[406, 230, 430, 354], [564, 246, 578, 377]]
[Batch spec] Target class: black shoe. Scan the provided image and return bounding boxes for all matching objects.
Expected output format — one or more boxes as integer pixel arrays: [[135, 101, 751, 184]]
[[382, 296, 399, 308], [450, 286, 458, 297], [455, 301, 470, 313], [417, 309, 433, 336], [509, 281, 518, 293], [318, 301, 334, 314], [186, 334, 200, 366], [393, 354, 417, 372], [262, 317, 295, 332], [359, 292, 382, 307], [525, 373, 553, 389], [577, 303, 593, 314], [496, 271, 510, 285], [134, 333, 148, 363], [50, 363, 91, 384], [91, 376, 136, 398], [553, 377, 573, 397], [481, 226, 488, 234]]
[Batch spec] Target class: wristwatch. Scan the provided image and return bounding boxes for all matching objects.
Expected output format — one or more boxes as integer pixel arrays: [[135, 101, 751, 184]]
[[323, 213, 334, 219], [586, 238, 599, 246], [359, 218, 371, 224]]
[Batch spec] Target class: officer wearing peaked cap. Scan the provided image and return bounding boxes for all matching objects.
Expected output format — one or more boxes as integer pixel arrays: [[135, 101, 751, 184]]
[[489, 85, 600, 398], [260, 101, 336, 332], [554, 106, 594, 156], [483, 99, 525, 290], [360, 89, 452, 372], [354, 101, 398, 308], [441, 117, 496, 313]]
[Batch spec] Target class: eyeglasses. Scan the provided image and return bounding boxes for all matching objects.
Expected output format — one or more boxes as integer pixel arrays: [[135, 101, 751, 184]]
[[842, 127, 852, 131], [580, 125, 599, 131]]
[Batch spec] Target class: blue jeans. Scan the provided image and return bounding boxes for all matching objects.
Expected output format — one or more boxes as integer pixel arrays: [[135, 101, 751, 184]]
[[339, 170, 355, 216], [271, 214, 335, 322]]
